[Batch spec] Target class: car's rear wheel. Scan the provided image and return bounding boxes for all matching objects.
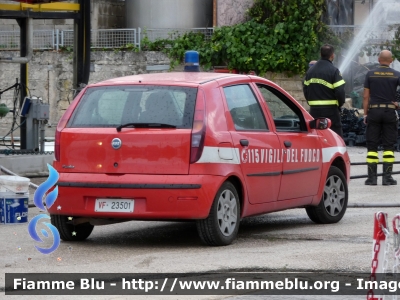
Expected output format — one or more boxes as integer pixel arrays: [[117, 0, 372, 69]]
[[196, 181, 240, 246], [306, 166, 348, 224], [50, 214, 94, 241]]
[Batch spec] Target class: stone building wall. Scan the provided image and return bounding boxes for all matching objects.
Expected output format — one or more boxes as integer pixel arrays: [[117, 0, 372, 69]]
[[91, 0, 125, 30], [216, 0, 254, 26]]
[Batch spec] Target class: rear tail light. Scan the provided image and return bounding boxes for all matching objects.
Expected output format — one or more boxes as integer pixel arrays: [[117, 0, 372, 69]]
[[190, 89, 206, 163], [54, 92, 84, 161]]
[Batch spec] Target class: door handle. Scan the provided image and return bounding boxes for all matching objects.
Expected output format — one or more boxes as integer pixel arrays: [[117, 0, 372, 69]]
[[240, 139, 249, 146], [284, 141, 292, 148]]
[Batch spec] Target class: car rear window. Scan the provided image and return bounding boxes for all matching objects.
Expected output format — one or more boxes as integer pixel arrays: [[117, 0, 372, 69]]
[[68, 85, 198, 129]]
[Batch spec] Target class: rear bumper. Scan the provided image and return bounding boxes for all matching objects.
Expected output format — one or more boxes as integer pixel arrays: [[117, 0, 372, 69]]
[[48, 173, 225, 220]]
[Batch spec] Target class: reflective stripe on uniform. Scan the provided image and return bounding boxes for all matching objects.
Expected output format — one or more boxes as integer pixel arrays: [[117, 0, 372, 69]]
[[304, 78, 345, 89], [308, 100, 339, 106], [366, 151, 379, 164], [383, 150, 395, 163], [333, 79, 345, 88], [304, 78, 334, 88]]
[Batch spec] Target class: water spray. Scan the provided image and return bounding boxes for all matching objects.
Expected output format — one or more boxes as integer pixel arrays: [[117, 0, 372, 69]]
[[339, 0, 396, 74]]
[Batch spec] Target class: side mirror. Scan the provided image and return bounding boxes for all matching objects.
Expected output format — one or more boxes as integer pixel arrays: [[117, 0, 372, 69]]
[[309, 117, 331, 130]]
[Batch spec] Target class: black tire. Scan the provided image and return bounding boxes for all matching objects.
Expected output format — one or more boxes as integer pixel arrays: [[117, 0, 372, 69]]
[[196, 181, 240, 246], [50, 214, 94, 241], [306, 166, 348, 224]]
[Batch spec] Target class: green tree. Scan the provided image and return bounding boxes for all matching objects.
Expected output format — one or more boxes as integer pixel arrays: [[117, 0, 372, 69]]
[[244, 0, 325, 74], [147, 0, 352, 75]]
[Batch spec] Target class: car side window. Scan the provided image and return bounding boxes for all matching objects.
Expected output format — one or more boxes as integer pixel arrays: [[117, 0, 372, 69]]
[[223, 84, 268, 131], [256, 84, 307, 132]]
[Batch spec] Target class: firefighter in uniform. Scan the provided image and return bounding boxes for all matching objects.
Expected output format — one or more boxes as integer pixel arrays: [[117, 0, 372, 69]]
[[303, 44, 346, 137], [363, 50, 400, 185]]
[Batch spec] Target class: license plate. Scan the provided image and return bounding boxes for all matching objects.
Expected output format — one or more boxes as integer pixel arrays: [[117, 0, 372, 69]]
[[95, 199, 134, 213]]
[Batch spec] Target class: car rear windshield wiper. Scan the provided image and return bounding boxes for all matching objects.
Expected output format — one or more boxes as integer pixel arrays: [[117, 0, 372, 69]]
[[116, 123, 176, 132]]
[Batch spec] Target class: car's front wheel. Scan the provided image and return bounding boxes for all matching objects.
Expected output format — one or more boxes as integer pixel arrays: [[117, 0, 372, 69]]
[[50, 214, 94, 241], [196, 181, 240, 246], [306, 166, 348, 224]]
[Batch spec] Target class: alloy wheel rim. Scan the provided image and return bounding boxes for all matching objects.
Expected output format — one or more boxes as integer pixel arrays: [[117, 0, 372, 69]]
[[217, 190, 238, 236], [323, 175, 345, 216]]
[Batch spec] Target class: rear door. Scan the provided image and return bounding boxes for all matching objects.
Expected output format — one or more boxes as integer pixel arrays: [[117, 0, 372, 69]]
[[60, 85, 197, 175], [255, 83, 323, 200], [222, 84, 282, 204]]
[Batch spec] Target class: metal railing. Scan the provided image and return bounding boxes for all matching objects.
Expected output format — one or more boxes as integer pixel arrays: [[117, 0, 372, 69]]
[[60, 28, 140, 50], [0, 27, 214, 51], [0, 30, 55, 50], [143, 27, 214, 42], [328, 25, 397, 45], [3, 25, 396, 52], [2, 25, 395, 52]]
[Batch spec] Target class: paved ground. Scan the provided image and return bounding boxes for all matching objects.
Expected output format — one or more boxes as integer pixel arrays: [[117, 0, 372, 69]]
[[1, 146, 400, 300]]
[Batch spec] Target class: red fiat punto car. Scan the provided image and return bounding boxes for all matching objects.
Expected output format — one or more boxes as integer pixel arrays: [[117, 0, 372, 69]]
[[49, 72, 350, 246]]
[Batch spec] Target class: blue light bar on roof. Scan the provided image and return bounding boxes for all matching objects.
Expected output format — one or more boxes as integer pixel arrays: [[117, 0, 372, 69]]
[[184, 50, 200, 72]]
